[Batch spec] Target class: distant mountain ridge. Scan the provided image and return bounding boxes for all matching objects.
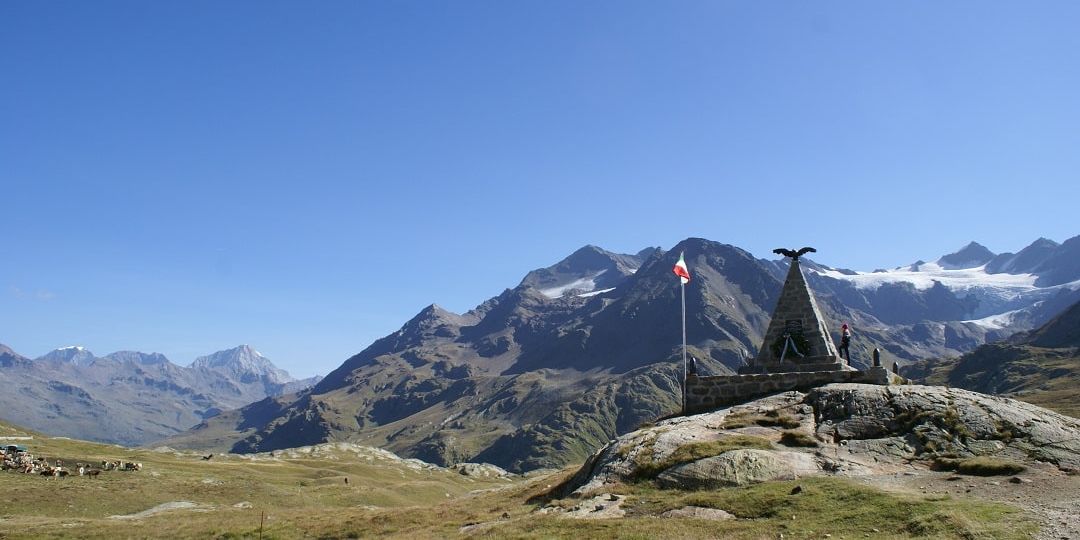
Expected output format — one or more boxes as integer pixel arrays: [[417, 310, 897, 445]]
[[904, 299, 1080, 418], [0, 343, 322, 446], [805, 236, 1080, 327], [986, 237, 1060, 275], [168, 234, 1080, 472]]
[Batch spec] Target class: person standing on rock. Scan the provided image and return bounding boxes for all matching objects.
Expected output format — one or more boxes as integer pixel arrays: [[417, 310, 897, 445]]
[[838, 324, 851, 362]]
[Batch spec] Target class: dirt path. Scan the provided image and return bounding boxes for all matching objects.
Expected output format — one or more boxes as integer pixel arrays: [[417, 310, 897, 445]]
[[855, 463, 1080, 540]]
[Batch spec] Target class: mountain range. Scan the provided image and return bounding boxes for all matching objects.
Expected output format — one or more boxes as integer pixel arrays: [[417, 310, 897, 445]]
[[904, 296, 1080, 418], [165, 235, 1080, 472], [0, 344, 321, 446]]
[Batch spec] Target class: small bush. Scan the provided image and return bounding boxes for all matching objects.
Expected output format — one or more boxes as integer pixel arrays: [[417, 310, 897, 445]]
[[931, 457, 963, 471], [759, 410, 801, 429], [956, 457, 1026, 476], [994, 422, 1017, 443], [779, 431, 819, 448], [933, 456, 1026, 476], [722, 409, 800, 430]]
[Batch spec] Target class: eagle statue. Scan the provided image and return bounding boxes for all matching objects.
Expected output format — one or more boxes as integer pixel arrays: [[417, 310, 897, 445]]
[[773, 247, 816, 260]]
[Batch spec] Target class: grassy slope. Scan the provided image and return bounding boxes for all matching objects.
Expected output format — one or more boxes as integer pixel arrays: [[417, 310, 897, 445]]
[[912, 344, 1080, 418], [0, 421, 511, 539], [0, 419, 1036, 539]]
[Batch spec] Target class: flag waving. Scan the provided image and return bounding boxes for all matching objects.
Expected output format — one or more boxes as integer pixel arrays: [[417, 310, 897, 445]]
[[673, 252, 691, 284]]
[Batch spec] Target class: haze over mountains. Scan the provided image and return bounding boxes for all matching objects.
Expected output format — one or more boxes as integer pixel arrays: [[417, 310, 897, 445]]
[[166, 235, 1080, 472], [0, 344, 321, 446]]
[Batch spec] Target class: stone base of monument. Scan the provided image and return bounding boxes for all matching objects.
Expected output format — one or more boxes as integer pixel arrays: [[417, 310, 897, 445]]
[[685, 366, 901, 415], [737, 355, 854, 375]]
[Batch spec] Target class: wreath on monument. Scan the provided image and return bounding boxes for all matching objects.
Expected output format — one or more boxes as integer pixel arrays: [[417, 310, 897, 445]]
[[770, 330, 811, 359]]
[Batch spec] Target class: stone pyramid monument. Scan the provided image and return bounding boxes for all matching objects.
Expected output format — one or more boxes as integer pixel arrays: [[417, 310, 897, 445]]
[[684, 246, 896, 414], [739, 250, 847, 374]]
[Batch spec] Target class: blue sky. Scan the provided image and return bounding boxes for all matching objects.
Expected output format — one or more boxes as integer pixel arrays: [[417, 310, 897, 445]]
[[2, 2, 1078, 376]]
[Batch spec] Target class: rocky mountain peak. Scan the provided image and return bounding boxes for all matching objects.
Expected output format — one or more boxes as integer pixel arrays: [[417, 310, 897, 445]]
[[0, 343, 30, 368], [105, 350, 171, 365], [986, 237, 1062, 275], [1030, 237, 1060, 249], [635, 246, 662, 259], [520, 244, 653, 298], [37, 346, 98, 367], [416, 303, 456, 320], [398, 304, 474, 339], [191, 345, 293, 385], [938, 241, 995, 269]]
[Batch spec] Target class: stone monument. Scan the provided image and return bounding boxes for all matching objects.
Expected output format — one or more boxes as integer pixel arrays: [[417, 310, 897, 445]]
[[739, 246, 846, 374], [684, 246, 899, 414]]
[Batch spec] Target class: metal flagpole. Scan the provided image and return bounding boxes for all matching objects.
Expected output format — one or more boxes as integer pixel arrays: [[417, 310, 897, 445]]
[[681, 279, 687, 414]]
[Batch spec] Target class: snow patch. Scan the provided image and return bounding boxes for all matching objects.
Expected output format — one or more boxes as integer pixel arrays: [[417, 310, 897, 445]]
[[813, 264, 1038, 296], [539, 270, 608, 299], [962, 309, 1023, 330], [577, 287, 616, 298]]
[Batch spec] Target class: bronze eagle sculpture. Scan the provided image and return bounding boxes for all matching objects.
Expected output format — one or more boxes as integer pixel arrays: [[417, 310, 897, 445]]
[[773, 247, 816, 260]]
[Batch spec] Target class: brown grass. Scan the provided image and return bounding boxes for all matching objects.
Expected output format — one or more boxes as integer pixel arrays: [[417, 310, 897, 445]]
[[778, 430, 819, 448], [722, 409, 801, 430]]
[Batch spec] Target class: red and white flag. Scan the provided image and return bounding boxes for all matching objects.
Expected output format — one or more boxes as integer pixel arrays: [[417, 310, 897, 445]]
[[673, 252, 691, 284]]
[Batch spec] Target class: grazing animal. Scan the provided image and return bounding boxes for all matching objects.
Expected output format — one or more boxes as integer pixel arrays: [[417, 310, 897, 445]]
[[772, 247, 816, 260], [87, 469, 102, 478]]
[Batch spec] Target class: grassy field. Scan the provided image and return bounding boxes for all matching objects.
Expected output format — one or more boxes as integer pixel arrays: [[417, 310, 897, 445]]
[[0, 422, 513, 539], [0, 421, 1037, 539]]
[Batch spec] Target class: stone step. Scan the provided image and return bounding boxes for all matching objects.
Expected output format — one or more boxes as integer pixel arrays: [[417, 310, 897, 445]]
[[772, 362, 850, 373]]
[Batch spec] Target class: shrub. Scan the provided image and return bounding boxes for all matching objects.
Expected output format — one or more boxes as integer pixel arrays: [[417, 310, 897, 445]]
[[779, 430, 819, 448], [722, 409, 800, 430], [932, 456, 1026, 476], [955, 457, 1026, 476], [931, 457, 963, 471]]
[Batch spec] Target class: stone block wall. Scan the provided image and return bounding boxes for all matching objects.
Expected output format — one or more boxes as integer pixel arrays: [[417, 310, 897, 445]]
[[685, 367, 896, 414]]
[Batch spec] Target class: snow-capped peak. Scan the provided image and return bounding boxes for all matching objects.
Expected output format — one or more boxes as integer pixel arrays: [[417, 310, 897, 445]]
[[190, 345, 293, 384], [37, 346, 98, 366]]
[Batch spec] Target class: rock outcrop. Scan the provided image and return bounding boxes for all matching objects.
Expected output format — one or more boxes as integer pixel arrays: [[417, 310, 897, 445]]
[[562, 383, 1080, 495]]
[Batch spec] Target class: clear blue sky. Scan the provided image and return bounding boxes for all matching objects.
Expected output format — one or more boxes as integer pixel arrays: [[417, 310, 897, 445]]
[[2, 2, 1078, 377]]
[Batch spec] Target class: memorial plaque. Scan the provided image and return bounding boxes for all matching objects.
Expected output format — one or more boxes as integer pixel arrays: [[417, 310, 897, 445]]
[[784, 319, 803, 335]]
